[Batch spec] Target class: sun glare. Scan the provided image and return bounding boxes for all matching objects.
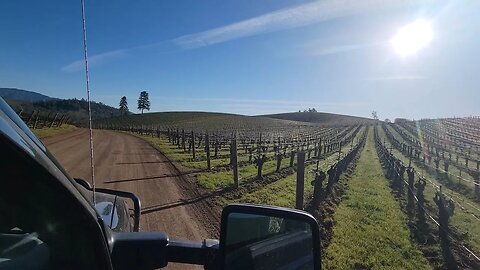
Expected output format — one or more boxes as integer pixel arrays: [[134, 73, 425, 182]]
[[391, 19, 433, 57]]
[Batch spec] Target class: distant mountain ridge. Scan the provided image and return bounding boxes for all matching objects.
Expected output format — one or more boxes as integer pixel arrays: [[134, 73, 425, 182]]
[[1, 87, 122, 125], [0, 88, 53, 102]]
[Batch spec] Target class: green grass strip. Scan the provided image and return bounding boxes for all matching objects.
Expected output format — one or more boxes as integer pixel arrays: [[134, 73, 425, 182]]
[[323, 126, 431, 270], [33, 124, 77, 139]]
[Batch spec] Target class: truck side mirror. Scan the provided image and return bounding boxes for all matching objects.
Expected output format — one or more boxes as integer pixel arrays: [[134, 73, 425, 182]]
[[219, 204, 320, 270], [74, 178, 141, 232]]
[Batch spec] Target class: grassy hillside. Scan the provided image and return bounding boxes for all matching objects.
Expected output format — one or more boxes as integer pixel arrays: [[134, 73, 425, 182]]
[[263, 111, 372, 126], [95, 111, 372, 132], [94, 111, 315, 131]]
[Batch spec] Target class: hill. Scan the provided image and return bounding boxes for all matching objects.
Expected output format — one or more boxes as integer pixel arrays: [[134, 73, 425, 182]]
[[0, 88, 53, 102], [8, 98, 122, 125], [94, 110, 370, 133], [94, 111, 315, 131], [262, 111, 372, 126], [1, 88, 122, 125]]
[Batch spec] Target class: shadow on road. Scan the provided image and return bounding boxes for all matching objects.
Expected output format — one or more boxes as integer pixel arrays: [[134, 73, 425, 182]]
[[116, 161, 172, 165], [103, 170, 204, 184], [140, 187, 234, 215]]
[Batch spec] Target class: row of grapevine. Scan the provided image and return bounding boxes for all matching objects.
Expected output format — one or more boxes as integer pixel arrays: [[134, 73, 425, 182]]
[[16, 109, 70, 129], [382, 123, 480, 195], [375, 125, 480, 268]]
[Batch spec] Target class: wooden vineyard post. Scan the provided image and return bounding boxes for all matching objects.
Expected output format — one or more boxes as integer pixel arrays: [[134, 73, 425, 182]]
[[214, 134, 218, 158], [205, 133, 211, 171], [191, 131, 196, 160], [337, 142, 342, 161], [56, 114, 65, 127], [408, 152, 412, 168], [290, 150, 295, 167], [276, 151, 282, 172], [49, 113, 59, 128], [476, 173, 480, 201], [296, 151, 306, 210], [26, 111, 35, 127], [231, 138, 239, 189], [318, 139, 322, 157], [33, 112, 40, 129], [44, 112, 52, 127], [176, 129, 180, 147], [197, 134, 202, 148], [182, 129, 186, 152]]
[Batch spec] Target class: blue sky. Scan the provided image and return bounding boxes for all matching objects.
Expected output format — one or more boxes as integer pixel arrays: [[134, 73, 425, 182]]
[[1, 0, 479, 120]]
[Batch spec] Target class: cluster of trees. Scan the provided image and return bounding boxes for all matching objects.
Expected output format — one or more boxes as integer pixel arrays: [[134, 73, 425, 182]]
[[298, 108, 317, 113], [118, 90, 151, 115]]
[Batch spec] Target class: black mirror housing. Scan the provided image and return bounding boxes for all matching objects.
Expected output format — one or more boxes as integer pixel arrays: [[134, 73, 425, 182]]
[[111, 232, 168, 270], [219, 204, 321, 270]]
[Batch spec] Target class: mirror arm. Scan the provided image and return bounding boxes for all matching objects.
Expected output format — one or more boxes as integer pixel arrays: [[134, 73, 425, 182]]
[[111, 232, 219, 270], [167, 239, 219, 268]]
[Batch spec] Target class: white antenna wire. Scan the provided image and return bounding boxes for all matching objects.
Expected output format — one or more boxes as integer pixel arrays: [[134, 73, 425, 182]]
[[80, 0, 96, 204]]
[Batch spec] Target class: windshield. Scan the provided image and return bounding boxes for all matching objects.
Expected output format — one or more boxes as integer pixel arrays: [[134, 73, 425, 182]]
[[1, 1, 479, 269]]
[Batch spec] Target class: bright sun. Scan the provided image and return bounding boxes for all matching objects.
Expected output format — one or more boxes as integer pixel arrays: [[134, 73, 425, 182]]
[[391, 19, 433, 57]]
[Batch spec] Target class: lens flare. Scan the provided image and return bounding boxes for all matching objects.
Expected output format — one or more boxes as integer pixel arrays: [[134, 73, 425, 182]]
[[391, 19, 433, 57]]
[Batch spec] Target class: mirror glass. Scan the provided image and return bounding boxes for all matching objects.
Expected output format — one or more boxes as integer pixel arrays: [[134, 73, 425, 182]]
[[224, 212, 314, 270], [94, 200, 119, 230]]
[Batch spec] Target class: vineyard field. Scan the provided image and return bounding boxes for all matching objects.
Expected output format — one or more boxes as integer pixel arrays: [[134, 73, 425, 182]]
[[92, 112, 480, 268]]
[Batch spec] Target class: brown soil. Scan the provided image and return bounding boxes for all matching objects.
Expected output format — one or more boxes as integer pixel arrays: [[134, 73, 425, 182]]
[[43, 129, 220, 269]]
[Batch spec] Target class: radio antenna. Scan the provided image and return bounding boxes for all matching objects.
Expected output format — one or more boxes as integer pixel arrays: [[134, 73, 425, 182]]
[[80, 0, 96, 204]]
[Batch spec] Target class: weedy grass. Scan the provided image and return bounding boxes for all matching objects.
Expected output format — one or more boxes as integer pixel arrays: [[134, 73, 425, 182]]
[[232, 154, 337, 208], [195, 159, 287, 189], [323, 126, 431, 270], [33, 124, 77, 139], [138, 135, 230, 167], [135, 134, 283, 189]]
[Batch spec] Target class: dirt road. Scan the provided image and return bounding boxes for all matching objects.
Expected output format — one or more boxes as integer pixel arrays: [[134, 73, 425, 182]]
[[43, 129, 211, 268]]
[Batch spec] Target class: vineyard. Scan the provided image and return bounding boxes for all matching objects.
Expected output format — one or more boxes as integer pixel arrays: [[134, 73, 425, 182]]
[[16, 109, 69, 129], [11, 109, 80, 139], [95, 113, 480, 269]]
